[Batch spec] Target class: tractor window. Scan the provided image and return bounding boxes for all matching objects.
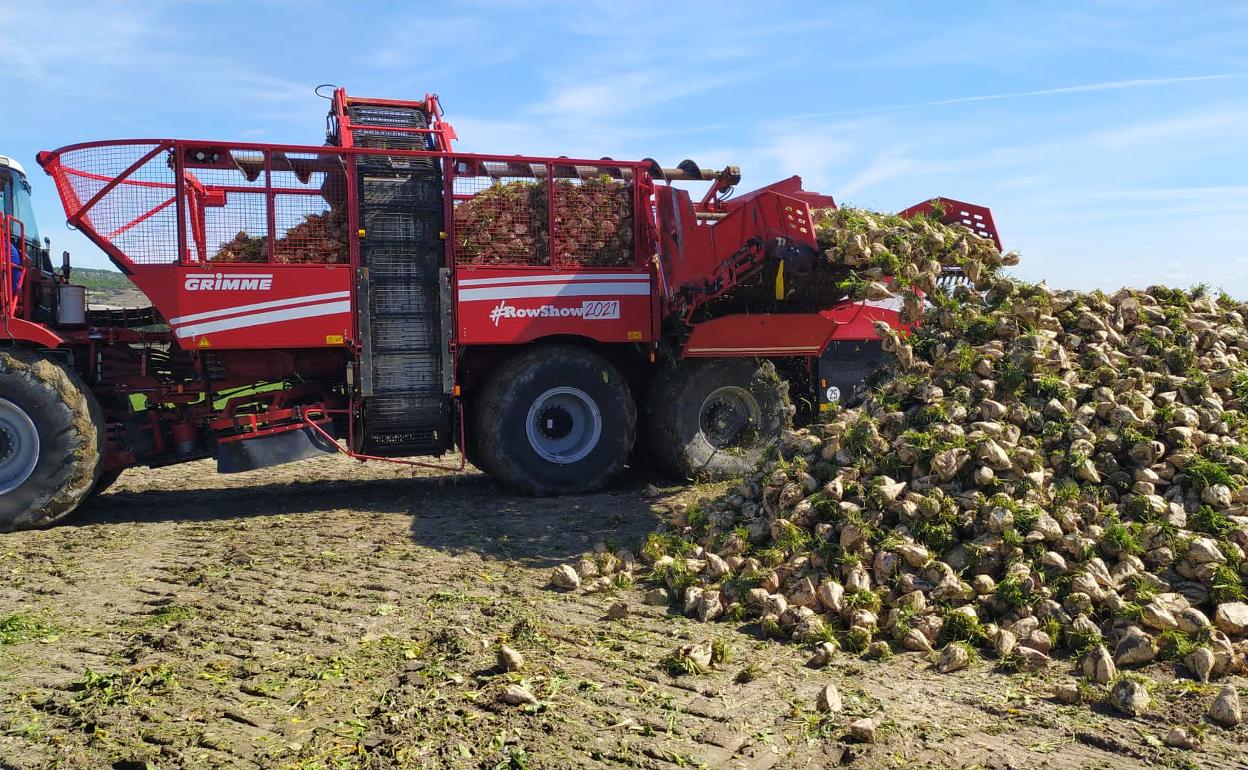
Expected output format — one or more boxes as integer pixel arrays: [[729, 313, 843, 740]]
[[5, 171, 42, 247]]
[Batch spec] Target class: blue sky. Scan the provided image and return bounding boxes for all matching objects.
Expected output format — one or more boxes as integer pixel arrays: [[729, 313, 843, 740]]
[[3, 0, 1247, 293]]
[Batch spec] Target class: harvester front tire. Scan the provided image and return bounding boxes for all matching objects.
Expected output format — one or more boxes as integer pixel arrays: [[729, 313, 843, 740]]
[[474, 345, 635, 495], [644, 358, 792, 481], [0, 349, 105, 531]]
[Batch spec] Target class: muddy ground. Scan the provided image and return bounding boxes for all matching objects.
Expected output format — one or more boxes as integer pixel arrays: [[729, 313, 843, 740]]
[[0, 457, 1244, 770]]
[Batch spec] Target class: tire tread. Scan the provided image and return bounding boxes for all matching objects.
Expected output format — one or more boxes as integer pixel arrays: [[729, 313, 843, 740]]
[[0, 349, 105, 531]]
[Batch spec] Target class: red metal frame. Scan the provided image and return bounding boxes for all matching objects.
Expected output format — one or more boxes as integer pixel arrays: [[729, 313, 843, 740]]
[[900, 197, 1002, 251], [713, 176, 837, 215], [683, 313, 840, 357], [654, 182, 820, 325], [332, 88, 458, 152], [39, 139, 665, 351]]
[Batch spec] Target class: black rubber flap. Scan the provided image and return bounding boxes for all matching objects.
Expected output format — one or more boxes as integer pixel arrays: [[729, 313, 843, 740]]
[[216, 422, 339, 474]]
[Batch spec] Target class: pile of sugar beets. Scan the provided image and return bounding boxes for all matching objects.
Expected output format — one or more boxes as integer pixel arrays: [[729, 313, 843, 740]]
[[212, 207, 348, 264], [453, 177, 633, 267], [553, 206, 1248, 727]]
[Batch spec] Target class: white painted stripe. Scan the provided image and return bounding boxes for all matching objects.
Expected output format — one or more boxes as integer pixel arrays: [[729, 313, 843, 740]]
[[457, 273, 647, 287], [168, 291, 350, 325], [859, 297, 904, 311], [174, 300, 350, 338], [458, 283, 651, 301], [686, 346, 822, 354]]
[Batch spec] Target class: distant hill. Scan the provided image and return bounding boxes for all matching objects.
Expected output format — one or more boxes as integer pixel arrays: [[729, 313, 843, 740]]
[[73, 267, 147, 307]]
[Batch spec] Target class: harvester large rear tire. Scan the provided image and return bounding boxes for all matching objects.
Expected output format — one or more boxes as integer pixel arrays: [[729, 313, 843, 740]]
[[0, 349, 105, 531], [474, 345, 635, 495], [644, 358, 792, 481]]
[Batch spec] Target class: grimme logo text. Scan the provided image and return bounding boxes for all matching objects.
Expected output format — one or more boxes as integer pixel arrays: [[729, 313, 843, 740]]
[[184, 273, 273, 291], [490, 300, 620, 326]]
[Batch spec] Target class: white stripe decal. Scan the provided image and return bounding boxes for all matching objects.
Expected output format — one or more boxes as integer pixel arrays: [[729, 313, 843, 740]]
[[686, 346, 823, 354], [174, 300, 350, 338], [859, 297, 904, 311], [458, 283, 651, 301], [457, 273, 647, 287], [168, 291, 350, 325]]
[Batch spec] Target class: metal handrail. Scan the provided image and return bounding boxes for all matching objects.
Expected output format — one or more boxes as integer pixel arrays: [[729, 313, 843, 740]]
[[1, 214, 26, 318], [40, 138, 662, 275]]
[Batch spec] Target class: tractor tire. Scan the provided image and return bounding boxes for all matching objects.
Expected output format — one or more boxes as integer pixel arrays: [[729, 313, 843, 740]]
[[474, 345, 635, 495], [644, 358, 792, 481], [0, 348, 105, 531]]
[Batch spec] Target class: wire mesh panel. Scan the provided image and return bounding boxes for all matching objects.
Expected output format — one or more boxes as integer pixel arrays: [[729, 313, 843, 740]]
[[270, 152, 348, 264], [45, 143, 643, 271], [202, 191, 270, 263], [548, 176, 633, 267], [348, 104, 436, 173], [362, 175, 441, 212], [365, 244, 442, 280], [370, 282, 440, 315], [451, 173, 544, 265], [193, 149, 348, 264], [449, 159, 638, 268], [370, 317, 438, 350], [47, 142, 179, 265]]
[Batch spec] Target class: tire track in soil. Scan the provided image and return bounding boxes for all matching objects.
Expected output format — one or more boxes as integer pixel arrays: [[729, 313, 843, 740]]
[[0, 455, 1243, 769]]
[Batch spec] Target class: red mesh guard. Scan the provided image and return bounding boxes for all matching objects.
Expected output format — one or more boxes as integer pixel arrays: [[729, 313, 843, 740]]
[[46, 142, 180, 265], [43, 141, 644, 271], [42, 142, 349, 268]]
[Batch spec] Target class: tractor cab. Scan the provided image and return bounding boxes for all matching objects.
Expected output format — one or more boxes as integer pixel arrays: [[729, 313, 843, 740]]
[[1, 155, 80, 326], [0, 156, 48, 266]]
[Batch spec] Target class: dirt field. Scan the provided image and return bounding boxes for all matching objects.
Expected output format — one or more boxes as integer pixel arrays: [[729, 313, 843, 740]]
[[0, 457, 1244, 770]]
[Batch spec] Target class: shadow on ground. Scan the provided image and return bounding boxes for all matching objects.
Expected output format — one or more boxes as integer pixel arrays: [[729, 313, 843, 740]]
[[72, 465, 665, 568]]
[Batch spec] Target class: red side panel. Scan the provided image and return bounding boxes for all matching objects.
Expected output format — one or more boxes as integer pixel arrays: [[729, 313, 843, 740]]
[[455, 268, 654, 345], [1, 318, 65, 348], [681, 298, 908, 358], [719, 176, 836, 212], [682, 313, 838, 357], [822, 297, 907, 339], [129, 264, 352, 351], [899, 197, 1001, 250], [656, 186, 819, 295]]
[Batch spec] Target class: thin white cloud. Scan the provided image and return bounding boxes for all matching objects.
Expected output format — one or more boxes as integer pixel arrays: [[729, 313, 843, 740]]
[[1083, 108, 1248, 149], [786, 73, 1241, 120], [1083, 185, 1248, 201], [836, 150, 920, 201], [752, 126, 857, 193], [526, 70, 741, 123]]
